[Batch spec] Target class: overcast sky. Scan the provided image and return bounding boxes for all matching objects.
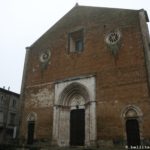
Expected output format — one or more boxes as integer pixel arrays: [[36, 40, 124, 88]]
[[0, 0, 150, 93]]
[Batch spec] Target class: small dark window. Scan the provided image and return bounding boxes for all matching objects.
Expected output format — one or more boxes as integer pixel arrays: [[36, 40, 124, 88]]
[[0, 96, 4, 104], [12, 99, 16, 108], [9, 113, 16, 125], [0, 111, 4, 123], [68, 29, 84, 53]]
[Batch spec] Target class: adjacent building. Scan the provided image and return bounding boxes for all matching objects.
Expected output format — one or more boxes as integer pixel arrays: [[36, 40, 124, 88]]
[[0, 88, 20, 144], [20, 5, 150, 148]]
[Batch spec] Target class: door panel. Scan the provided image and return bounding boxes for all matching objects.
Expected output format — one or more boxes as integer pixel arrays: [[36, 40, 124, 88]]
[[27, 121, 35, 144], [126, 119, 140, 147], [70, 109, 85, 146]]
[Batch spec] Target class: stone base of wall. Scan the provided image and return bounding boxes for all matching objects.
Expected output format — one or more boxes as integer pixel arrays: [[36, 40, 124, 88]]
[[97, 140, 114, 147], [97, 139, 125, 148], [18, 138, 150, 150], [143, 139, 150, 146]]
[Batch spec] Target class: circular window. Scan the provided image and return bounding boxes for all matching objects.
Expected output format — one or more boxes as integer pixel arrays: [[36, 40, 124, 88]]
[[105, 30, 121, 45], [40, 50, 51, 63]]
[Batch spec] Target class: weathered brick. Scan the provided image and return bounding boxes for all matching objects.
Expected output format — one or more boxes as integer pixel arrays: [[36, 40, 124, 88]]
[[20, 5, 150, 147]]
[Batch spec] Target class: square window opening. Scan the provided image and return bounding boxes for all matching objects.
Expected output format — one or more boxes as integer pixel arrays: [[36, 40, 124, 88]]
[[68, 29, 84, 53]]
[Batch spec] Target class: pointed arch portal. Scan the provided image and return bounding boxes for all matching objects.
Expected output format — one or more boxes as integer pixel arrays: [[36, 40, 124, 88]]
[[122, 105, 142, 148], [27, 112, 37, 145], [53, 76, 96, 147], [27, 121, 35, 144]]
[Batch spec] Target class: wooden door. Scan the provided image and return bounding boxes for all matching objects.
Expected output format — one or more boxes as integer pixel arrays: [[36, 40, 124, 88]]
[[27, 121, 35, 144], [70, 109, 85, 146], [126, 119, 140, 147]]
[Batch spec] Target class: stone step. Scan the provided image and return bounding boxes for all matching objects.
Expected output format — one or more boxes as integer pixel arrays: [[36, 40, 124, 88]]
[[0, 145, 126, 150], [16, 146, 125, 150]]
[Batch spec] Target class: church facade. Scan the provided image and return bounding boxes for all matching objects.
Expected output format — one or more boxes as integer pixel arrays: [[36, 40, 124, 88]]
[[19, 5, 150, 148]]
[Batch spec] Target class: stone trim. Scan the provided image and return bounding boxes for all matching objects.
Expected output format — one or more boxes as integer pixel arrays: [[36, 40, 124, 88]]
[[121, 105, 143, 145], [52, 76, 96, 147]]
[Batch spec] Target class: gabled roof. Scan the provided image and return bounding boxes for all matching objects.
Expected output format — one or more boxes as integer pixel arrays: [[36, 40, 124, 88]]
[[0, 88, 20, 97], [30, 5, 141, 48]]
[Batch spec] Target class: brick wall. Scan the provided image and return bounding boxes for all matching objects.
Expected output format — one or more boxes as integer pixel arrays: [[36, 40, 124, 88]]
[[20, 6, 150, 145]]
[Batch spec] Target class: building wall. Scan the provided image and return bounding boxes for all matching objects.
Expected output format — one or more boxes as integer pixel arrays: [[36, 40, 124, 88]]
[[0, 88, 20, 144], [20, 6, 150, 147], [20, 84, 53, 143]]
